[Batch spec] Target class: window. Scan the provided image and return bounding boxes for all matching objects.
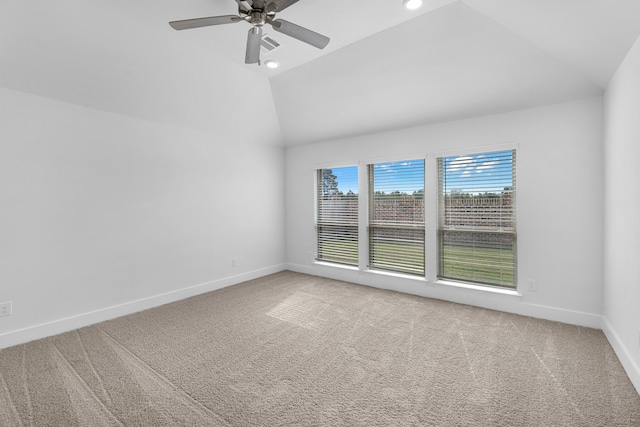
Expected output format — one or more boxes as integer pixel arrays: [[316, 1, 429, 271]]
[[368, 160, 425, 275], [437, 150, 516, 288], [316, 167, 359, 266]]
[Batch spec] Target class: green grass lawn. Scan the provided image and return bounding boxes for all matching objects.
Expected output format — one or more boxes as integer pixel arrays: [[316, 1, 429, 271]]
[[319, 239, 515, 287], [440, 245, 515, 288], [369, 240, 424, 275], [317, 239, 358, 266]]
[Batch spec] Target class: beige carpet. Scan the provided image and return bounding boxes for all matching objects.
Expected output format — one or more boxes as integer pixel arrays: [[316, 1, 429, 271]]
[[1, 271, 639, 426]]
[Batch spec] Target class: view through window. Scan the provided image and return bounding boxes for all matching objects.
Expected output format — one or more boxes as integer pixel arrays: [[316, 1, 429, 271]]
[[316, 167, 358, 266], [437, 150, 517, 288], [368, 160, 425, 276]]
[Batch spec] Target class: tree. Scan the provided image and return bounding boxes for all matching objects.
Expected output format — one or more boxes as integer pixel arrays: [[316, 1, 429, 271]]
[[448, 189, 471, 199], [321, 169, 339, 196], [478, 192, 499, 198]]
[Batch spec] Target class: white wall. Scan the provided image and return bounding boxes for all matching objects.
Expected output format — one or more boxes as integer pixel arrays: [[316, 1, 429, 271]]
[[286, 97, 604, 327], [0, 0, 286, 348], [603, 35, 640, 393], [0, 87, 285, 348]]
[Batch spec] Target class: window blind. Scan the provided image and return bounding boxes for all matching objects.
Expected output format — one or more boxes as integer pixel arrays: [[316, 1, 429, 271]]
[[368, 160, 425, 276], [316, 167, 358, 266], [437, 150, 516, 288]]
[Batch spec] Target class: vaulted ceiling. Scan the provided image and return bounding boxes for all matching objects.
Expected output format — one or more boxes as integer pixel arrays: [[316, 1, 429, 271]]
[[3, 0, 640, 146]]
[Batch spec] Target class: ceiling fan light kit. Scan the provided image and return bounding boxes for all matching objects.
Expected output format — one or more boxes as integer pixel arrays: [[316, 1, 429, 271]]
[[169, 0, 330, 66]]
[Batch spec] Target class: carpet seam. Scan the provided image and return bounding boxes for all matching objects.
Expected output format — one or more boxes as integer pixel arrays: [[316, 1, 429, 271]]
[[21, 346, 34, 427], [51, 341, 126, 427], [74, 329, 114, 407], [453, 306, 479, 386], [0, 367, 25, 427], [531, 350, 584, 421], [508, 318, 586, 423], [97, 326, 233, 426]]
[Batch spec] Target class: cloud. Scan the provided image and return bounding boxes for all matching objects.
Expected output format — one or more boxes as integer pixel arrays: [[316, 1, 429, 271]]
[[476, 161, 497, 173], [449, 156, 473, 172]]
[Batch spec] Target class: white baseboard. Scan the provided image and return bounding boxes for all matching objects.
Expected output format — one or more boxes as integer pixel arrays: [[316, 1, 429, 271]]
[[286, 263, 602, 329], [601, 318, 640, 395], [0, 264, 286, 350]]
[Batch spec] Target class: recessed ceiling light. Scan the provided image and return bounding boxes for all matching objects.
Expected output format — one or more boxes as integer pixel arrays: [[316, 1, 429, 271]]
[[403, 0, 423, 10], [265, 60, 280, 69]]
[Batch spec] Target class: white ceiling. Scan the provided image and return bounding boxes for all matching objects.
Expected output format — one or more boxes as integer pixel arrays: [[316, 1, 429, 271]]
[[3, 0, 640, 146], [110, 0, 459, 77], [110, 0, 640, 145], [272, 2, 606, 144]]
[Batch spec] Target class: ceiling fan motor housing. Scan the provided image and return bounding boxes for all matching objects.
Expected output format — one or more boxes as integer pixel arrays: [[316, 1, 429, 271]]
[[250, 11, 267, 27]]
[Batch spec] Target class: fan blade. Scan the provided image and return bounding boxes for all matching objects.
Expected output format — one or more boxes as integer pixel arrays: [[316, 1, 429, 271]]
[[169, 15, 243, 31], [267, 0, 300, 12], [236, 0, 253, 14], [245, 26, 262, 64], [269, 19, 329, 49]]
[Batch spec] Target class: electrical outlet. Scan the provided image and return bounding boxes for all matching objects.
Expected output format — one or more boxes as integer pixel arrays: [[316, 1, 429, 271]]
[[527, 279, 537, 292], [0, 302, 12, 317], [231, 258, 238, 267]]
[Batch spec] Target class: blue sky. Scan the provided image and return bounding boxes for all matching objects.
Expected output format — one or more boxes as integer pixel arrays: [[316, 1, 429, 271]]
[[372, 160, 424, 194], [332, 166, 358, 194], [442, 150, 513, 194], [328, 150, 513, 195]]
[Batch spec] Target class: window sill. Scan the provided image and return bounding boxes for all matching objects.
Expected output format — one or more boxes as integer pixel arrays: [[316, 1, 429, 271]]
[[313, 260, 359, 272], [366, 268, 427, 282], [435, 279, 521, 296]]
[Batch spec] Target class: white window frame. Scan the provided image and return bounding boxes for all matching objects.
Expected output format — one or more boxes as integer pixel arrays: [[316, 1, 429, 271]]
[[366, 157, 426, 277], [314, 164, 360, 267], [435, 146, 518, 289]]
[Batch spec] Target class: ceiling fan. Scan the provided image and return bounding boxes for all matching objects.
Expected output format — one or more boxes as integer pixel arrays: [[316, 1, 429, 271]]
[[169, 0, 330, 65]]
